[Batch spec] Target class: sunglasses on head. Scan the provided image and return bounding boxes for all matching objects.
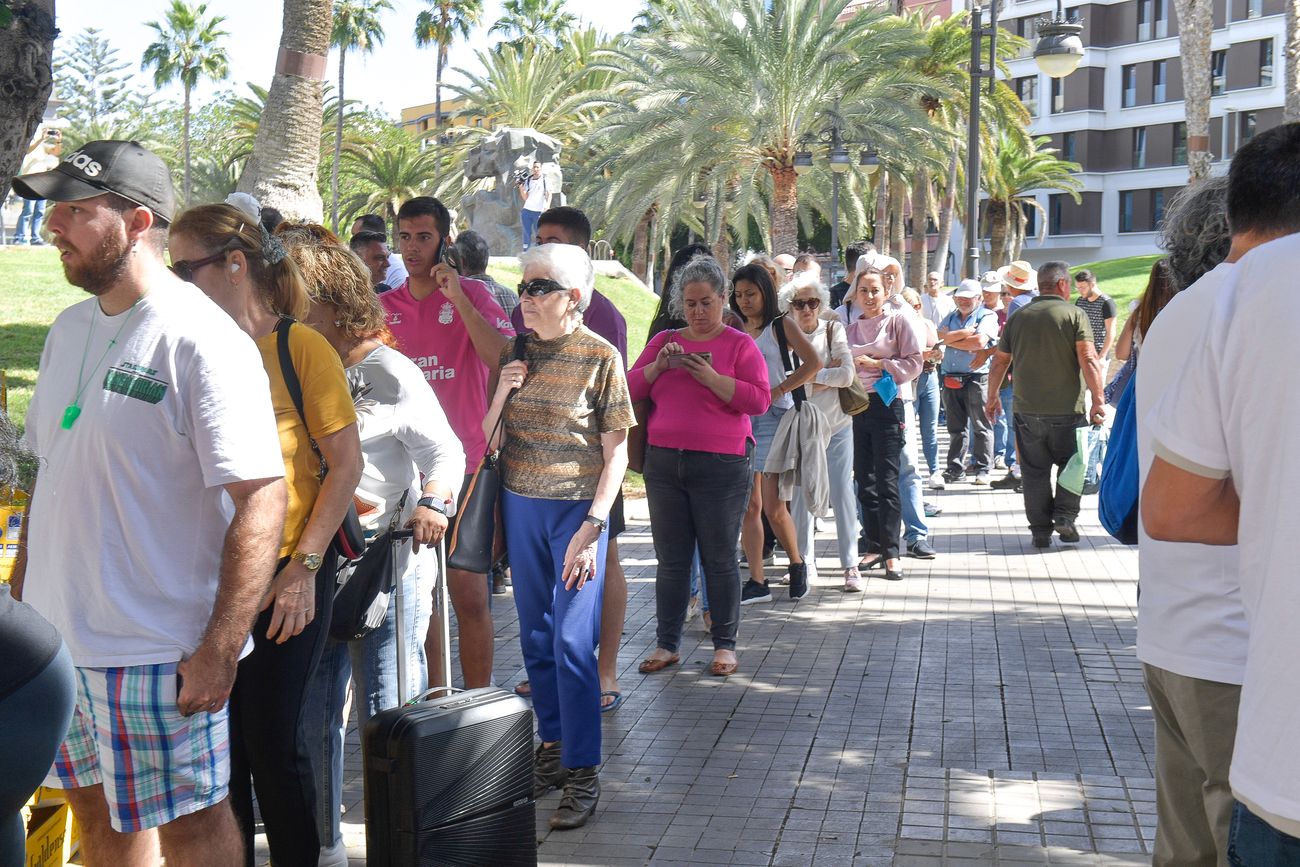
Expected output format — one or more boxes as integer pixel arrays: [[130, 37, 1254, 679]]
[[169, 251, 227, 282], [518, 278, 568, 297], [789, 298, 821, 311]]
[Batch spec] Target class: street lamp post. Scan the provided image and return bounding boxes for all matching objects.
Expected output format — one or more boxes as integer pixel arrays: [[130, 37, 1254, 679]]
[[964, 0, 1084, 280]]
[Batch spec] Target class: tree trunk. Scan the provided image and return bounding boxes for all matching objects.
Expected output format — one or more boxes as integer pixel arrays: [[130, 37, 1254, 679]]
[[769, 163, 799, 255], [631, 206, 653, 282], [330, 47, 346, 232], [0, 1, 57, 212], [873, 170, 889, 253], [183, 83, 192, 209], [1173, 0, 1214, 179], [988, 200, 1008, 268], [909, 168, 930, 288], [934, 154, 958, 283], [237, 0, 331, 221], [1286, 0, 1300, 121], [888, 174, 906, 276]]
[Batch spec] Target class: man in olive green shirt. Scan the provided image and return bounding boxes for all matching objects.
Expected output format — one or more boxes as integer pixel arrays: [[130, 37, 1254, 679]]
[[986, 261, 1106, 547]]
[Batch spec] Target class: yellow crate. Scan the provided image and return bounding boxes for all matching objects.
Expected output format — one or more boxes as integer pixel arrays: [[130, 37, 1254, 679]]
[[25, 803, 73, 867]]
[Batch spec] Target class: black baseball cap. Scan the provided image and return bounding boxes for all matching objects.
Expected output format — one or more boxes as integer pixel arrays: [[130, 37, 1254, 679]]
[[11, 139, 176, 223]]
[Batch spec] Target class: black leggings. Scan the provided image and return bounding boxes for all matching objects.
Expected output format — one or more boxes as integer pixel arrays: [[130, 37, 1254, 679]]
[[0, 644, 75, 867], [228, 556, 335, 867], [853, 394, 907, 561]]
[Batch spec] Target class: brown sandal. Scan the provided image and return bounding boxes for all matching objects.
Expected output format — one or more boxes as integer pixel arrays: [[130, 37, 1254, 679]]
[[638, 653, 680, 674], [708, 659, 738, 677]]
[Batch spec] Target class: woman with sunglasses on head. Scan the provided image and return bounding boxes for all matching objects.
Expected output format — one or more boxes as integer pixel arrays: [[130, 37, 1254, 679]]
[[486, 244, 634, 831], [168, 204, 363, 867], [274, 224, 463, 863], [779, 273, 862, 591], [731, 262, 822, 603]]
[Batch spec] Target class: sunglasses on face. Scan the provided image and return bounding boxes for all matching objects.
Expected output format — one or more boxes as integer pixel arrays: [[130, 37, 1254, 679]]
[[789, 298, 821, 311], [169, 251, 227, 282], [518, 278, 568, 297]]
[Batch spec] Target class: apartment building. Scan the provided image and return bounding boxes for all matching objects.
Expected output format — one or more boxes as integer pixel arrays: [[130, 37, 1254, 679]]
[[1001, 0, 1288, 265]]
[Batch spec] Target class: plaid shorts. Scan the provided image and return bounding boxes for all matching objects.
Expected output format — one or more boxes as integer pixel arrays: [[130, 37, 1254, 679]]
[[47, 661, 229, 832]]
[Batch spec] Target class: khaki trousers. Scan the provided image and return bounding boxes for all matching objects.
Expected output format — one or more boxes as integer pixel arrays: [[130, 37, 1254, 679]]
[[1144, 663, 1242, 867]]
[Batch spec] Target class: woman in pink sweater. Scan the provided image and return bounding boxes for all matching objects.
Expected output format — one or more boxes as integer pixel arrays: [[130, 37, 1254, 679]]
[[628, 255, 770, 677]]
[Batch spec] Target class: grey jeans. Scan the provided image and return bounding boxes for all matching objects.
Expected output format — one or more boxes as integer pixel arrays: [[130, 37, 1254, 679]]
[[942, 373, 993, 475]]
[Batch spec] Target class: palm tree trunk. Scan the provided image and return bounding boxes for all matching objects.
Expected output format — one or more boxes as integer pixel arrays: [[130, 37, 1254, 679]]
[[331, 48, 346, 233], [435, 43, 446, 183], [632, 206, 653, 282], [909, 169, 930, 288], [769, 164, 799, 255], [0, 0, 57, 210], [873, 171, 889, 253], [888, 174, 906, 275], [1173, 0, 1214, 179], [934, 154, 959, 283], [1286, 0, 1300, 121], [237, 0, 331, 220], [183, 83, 192, 209], [988, 201, 1008, 268]]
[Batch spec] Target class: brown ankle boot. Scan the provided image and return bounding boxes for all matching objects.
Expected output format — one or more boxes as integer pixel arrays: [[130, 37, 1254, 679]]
[[532, 742, 568, 798], [549, 765, 600, 830]]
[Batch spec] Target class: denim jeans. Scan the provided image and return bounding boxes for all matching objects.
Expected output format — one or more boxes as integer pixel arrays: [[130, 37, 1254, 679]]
[[993, 380, 1016, 467], [688, 547, 709, 613], [14, 198, 43, 243], [942, 373, 993, 475], [1013, 412, 1086, 535], [644, 444, 753, 652], [521, 208, 542, 250], [1229, 800, 1300, 865], [853, 394, 906, 561], [309, 545, 435, 847], [793, 424, 859, 573], [914, 368, 940, 475], [898, 400, 929, 544]]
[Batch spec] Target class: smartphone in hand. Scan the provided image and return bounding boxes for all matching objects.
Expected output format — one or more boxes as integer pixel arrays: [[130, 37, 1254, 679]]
[[666, 352, 713, 369]]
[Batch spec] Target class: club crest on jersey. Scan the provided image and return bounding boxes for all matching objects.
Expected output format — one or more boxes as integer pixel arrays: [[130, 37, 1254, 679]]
[[438, 302, 455, 325]]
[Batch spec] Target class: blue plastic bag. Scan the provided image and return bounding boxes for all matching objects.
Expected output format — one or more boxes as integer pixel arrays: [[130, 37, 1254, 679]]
[[1099, 372, 1139, 544], [875, 369, 898, 405]]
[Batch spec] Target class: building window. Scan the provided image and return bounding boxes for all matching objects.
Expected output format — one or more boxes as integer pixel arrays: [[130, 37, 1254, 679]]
[[1153, 60, 1168, 102], [1241, 111, 1258, 143], [1138, 0, 1168, 40], [1016, 17, 1039, 55], [1153, 189, 1166, 226], [1247, 0, 1263, 17], [1173, 122, 1188, 164], [1062, 131, 1077, 163], [1261, 39, 1275, 86], [1133, 128, 1147, 168], [1025, 205, 1038, 239], [1211, 50, 1227, 95], [1119, 191, 1135, 233], [1015, 76, 1038, 115], [1122, 65, 1138, 107], [1050, 195, 1063, 235], [1051, 77, 1064, 113]]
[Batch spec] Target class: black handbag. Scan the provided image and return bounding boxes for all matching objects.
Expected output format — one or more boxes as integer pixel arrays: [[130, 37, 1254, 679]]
[[447, 336, 528, 574], [330, 495, 407, 642], [275, 317, 366, 560]]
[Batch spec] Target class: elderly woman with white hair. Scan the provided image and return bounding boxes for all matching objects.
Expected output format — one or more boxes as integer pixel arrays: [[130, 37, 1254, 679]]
[[780, 273, 863, 590], [485, 243, 635, 831]]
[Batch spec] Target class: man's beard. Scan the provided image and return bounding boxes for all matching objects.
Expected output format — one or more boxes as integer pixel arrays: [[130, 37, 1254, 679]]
[[62, 231, 132, 296]]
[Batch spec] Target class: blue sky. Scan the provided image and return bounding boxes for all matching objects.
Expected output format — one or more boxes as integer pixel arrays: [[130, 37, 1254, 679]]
[[57, 0, 642, 117]]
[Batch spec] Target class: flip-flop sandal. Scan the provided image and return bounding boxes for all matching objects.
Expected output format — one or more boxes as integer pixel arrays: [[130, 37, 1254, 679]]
[[600, 691, 624, 713], [514, 680, 531, 697]]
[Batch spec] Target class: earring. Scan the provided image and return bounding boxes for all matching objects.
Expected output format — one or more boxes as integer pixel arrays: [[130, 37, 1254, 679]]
[[334, 319, 343, 328]]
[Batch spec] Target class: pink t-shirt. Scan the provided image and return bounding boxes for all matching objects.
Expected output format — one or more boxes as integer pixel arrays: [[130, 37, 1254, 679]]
[[382, 278, 515, 474], [628, 326, 770, 456]]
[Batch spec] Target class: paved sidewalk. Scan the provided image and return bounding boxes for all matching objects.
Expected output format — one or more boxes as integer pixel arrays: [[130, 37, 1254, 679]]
[[294, 477, 1152, 866]]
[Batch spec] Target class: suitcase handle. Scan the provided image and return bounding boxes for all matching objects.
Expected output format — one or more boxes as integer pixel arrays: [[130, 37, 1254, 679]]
[[407, 686, 462, 706]]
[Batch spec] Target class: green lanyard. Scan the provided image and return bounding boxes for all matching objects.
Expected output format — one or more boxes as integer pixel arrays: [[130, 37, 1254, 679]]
[[62, 298, 145, 430]]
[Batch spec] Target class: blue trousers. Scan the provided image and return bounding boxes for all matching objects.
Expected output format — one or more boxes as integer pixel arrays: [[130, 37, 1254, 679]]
[[14, 198, 44, 243], [993, 380, 1016, 467], [521, 208, 542, 251], [898, 401, 929, 543], [502, 490, 606, 769], [915, 369, 940, 475], [1229, 800, 1300, 865]]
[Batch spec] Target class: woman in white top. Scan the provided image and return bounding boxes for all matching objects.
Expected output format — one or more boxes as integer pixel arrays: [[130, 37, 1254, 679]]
[[278, 225, 463, 862]]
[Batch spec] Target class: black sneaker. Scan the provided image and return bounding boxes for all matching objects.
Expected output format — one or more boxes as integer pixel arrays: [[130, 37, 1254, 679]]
[[740, 579, 772, 604], [1054, 519, 1080, 544], [990, 473, 1021, 492], [907, 539, 937, 559], [787, 562, 809, 600], [1031, 532, 1052, 549], [942, 470, 968, 485]]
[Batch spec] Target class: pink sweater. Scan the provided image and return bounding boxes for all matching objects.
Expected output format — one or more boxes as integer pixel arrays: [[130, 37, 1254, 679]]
[[628, 327, 771, 456], [847, 309, 924, 402]]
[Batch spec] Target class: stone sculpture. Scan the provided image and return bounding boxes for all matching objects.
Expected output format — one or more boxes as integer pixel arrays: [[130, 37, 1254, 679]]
[[460, 127, 563, 255]]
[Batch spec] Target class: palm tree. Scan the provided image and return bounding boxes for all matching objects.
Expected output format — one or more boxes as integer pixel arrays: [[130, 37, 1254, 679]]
[[595, 0, 937, 254], [1288, 0, 1300, 121], [1173, 0, 1213, 178], [237, 0, 332, 220], [341, 140, 443, 238], [981, 133, 1081, 268], [142, 0, 230, 208], [331, 0, 391, 232], [414, 0, 484, 177], [489, 0, 578, 51]]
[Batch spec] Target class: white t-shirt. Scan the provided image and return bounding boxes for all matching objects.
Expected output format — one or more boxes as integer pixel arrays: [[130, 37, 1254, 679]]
[[348, 344, 463, 529], [1135, 262, 1246, 685], [522, 175, 549, 211], [384, 253, 408, 290], [23, 282, 285, 668], [921, 291, 956, 329], [1147, 232, 1300, 830]]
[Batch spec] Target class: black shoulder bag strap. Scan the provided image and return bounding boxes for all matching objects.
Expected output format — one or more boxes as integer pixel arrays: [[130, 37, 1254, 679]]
[[486, 334, 530, 453], [772, 315, 806, 409], [275, 317, 328, 479]]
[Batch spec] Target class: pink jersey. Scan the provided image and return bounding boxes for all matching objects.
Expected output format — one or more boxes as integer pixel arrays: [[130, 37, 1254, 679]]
[[382, 278, 515, 474]]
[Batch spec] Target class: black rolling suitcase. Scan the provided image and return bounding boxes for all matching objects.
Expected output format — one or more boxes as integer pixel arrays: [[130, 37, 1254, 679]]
[[363, 537, 538, 866]]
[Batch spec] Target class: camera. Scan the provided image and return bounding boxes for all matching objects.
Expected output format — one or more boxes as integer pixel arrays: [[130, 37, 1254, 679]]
[[512, 168, 530, 186]]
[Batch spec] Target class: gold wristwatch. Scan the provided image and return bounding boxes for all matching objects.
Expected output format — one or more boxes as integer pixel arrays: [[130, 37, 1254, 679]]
[[290, 550, 324, 571]]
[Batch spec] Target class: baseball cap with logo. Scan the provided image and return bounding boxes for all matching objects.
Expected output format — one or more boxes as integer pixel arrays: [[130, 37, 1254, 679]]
[[953, 279, 983, 299], [11, 139, 176, 223]]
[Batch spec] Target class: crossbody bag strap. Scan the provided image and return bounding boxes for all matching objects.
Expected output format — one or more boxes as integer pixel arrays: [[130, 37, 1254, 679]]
[[275, 317, 328, 479], [486, 334, 530, 454], [772, 316, 806, 409]]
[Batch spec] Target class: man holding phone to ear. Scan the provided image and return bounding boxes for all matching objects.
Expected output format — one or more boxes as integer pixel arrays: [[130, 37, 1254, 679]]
[[381, 196, 515, 689]]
